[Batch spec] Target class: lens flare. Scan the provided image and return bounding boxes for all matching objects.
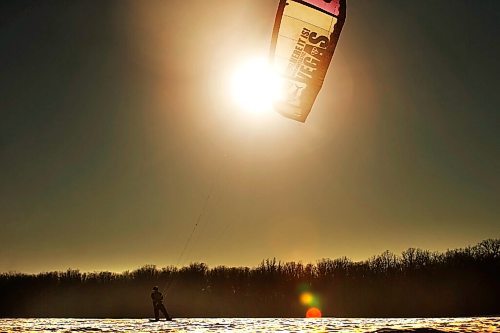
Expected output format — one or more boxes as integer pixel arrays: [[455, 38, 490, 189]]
[[306, 307, 322, 318], [300, 292, 314, 306]]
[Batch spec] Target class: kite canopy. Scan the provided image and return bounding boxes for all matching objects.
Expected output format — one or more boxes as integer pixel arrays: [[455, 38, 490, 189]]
[[270, 0, 347, 122]]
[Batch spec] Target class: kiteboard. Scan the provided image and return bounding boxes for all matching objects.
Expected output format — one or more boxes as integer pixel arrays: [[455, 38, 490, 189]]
[[148, 318, 173, 322]]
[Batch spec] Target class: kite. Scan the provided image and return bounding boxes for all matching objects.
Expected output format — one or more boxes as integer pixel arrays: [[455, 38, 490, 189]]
[[270, 0, 347, 122]]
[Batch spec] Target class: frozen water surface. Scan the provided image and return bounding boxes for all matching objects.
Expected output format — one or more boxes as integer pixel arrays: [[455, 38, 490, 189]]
[[0, 317, 499, 332]]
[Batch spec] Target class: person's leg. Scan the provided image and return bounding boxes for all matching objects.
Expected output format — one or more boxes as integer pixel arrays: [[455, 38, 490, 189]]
[[159, 303, 171, 320], [153, 304, 160, 320]]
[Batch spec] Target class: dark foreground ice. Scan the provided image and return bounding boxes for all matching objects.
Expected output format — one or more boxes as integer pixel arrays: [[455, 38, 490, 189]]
[[0, 317, 498, 332]]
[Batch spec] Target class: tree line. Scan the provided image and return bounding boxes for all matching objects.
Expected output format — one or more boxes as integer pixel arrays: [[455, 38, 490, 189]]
[[0, 239, 498, 317]]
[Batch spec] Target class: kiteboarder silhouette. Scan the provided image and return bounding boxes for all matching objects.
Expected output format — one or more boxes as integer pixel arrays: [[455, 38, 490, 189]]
[[151, 286, 172, 321]]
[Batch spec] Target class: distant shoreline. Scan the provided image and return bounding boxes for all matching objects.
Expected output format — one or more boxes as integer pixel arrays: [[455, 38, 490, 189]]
[[1, 239, 498, 318]]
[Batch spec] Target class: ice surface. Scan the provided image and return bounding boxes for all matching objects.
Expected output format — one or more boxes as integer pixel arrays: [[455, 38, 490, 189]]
[[0, 317, 499, 332]]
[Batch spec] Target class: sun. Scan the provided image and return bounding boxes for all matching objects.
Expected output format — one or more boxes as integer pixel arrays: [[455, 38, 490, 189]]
[[230, 57, 283, 114]]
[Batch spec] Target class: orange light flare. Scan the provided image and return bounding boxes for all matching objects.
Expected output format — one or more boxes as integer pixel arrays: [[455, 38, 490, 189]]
[[300, 291, 322, 318], [300, 292, 314, 306], [306, 307, 322, 318]]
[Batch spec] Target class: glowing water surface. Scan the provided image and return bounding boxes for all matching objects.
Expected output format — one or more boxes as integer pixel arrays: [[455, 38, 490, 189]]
[[1, 317, 498, 332]]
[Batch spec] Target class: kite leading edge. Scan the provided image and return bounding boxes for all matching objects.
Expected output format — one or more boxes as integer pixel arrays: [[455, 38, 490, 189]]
[[270, 0, 347, 122]]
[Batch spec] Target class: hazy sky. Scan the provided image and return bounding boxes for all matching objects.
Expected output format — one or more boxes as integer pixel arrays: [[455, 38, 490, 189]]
[[1, 0, 499, 273]]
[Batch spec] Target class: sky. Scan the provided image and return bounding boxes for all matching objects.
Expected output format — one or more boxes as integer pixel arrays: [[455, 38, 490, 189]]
[[0, 0, 499, 273]]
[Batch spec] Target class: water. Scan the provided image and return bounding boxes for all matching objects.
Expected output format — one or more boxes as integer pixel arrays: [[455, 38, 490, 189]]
[[0, 317, 498, 332]]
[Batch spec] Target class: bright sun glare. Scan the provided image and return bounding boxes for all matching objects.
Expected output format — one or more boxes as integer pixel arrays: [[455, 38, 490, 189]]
[[230, 58, 283, 114]]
